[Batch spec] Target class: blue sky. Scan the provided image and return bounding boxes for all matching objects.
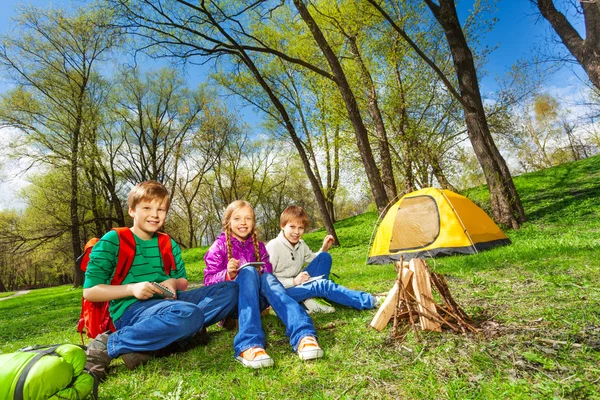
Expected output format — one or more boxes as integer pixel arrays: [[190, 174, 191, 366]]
[[0, 0, 590, 209], [0, 0, 581, 93]]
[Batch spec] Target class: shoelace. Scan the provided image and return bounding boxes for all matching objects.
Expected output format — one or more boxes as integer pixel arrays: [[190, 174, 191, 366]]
[[298, 337, 320, 350], [242, 347, 268, 360]]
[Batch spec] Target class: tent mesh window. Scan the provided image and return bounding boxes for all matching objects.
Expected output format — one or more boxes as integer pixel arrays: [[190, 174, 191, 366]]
[[389, 195, 440, 252]]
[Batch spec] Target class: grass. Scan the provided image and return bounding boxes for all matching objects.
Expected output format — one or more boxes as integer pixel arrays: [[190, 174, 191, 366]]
[[2, 155, 600, 399]]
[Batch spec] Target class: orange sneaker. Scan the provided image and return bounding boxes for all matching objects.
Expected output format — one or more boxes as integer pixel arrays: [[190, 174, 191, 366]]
[[297, 336, 323, 361], [235, 347, 274, 369]]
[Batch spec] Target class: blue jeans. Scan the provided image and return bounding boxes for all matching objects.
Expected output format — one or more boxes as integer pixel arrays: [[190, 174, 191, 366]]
[[304, 252, 333, 278], [234, 267, 316, 356], [286, 253, 375, 310], [107, 281, 238, 358]]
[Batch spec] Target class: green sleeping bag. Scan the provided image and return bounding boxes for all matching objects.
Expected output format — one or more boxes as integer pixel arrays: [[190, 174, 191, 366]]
[[0, 344, 95, 400]]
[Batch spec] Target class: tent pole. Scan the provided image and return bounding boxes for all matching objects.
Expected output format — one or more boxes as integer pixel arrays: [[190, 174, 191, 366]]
[[439, 190, 478, 254]]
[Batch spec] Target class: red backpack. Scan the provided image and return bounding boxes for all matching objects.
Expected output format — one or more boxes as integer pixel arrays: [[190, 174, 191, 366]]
[[77, 227, 175, 343]]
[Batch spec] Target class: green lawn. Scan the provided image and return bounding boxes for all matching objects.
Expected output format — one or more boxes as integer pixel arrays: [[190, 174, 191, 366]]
[[1, 156, 600, 399]]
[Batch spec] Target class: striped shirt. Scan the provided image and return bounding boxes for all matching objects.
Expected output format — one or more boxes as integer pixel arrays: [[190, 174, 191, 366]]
[[83, 229, 186, 321]]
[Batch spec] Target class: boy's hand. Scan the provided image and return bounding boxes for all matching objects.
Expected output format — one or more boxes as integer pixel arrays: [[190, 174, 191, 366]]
[[320, 235, 335, 252], [293, 271, 310, 286], [227, 258, 239, 279], [130, 282, 163, 300]]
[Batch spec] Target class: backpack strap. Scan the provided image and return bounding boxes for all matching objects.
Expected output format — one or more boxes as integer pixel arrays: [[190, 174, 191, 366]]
[[77, 238, 100, 273], [111, 227, 136, 285], [156, 232, 176, 275], [14, 345, 61, 400], [111, 228, 174, 280]]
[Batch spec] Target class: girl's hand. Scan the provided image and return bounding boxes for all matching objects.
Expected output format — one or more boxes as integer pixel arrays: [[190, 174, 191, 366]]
[[227, 258, 239, 279], [293, 271, 310, 286], [320, 235, 335, 252], [130, 282, 161, 300]]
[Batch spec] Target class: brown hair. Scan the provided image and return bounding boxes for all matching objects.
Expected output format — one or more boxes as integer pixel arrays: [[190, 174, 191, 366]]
[[280, 205, 310, 230], [222, 200, 261, 262], [127, 180, 170, 211]]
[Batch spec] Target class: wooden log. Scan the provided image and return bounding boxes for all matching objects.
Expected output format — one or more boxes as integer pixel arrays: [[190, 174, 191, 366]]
[[409, 259, 442, 332], [369, 267, 413, 331], [392, 259, 404, 335]]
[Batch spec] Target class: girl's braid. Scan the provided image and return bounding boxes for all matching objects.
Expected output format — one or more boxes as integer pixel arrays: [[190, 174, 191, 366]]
[[251, 230, 261, 262], [225, 228, 233, 261]]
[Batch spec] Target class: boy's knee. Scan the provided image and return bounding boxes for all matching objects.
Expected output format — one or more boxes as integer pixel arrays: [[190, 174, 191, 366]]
[[226, 281, 239, 296], [316, 252, 332, 263], [169, 303, 205, 335], [171, 302, 204, 320], [215, 281, 239, 298]]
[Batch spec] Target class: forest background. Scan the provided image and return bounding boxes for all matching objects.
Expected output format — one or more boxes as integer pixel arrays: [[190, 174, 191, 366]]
[[0, 0, 599, 291]]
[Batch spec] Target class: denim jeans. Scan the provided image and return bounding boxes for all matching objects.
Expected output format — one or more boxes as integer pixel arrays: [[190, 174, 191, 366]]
[[107, 281, 238, 358], [233, 267, 316, 356], [286, 252, 375, 310], [304, 252, 333, 278]]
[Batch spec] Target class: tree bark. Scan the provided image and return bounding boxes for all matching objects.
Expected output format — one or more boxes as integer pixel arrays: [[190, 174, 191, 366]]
[[347, 36, 398, 201], [536, 0, 600, 91], [423, 0, 525, 228], [293, 0, 390, 212], [368, 0, 525, 227], [214, 37, 341, 244], [71, 111, 84, 287], [394, 64, 416, 193]]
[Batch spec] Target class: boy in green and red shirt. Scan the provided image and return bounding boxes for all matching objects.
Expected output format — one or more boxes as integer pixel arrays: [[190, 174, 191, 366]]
[[84, 180, 238, 378]]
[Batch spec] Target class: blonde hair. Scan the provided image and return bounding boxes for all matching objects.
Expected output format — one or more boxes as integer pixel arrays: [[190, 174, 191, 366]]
[[127, 180, 170, 211], [280, 205, 311, 229], [222, 200, 261, 262]]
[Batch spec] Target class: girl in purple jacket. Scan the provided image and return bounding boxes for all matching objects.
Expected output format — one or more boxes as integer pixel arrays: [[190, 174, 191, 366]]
[[204, 200, 323, 368]]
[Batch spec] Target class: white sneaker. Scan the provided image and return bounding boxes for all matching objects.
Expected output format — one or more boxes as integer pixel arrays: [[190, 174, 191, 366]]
[[297, 336, 324, 361], [235, 347, 274, 369], [373, 295, 386, 307], [303, 298, 336, 314]]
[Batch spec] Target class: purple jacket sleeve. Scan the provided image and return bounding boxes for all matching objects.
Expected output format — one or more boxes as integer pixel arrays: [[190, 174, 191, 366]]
[[259, 242, 273, 275], [204, 240, 229, 286]]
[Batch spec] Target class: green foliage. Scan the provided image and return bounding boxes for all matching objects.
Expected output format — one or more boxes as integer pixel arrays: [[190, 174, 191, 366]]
[[2, 155, 600, 397]]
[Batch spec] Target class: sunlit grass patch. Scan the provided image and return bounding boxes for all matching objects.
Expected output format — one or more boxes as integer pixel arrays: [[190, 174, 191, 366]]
[[2, 155, 600, 398]]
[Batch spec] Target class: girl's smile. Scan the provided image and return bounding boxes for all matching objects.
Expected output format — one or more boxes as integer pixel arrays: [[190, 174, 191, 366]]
[[230, 206, 254, 240]]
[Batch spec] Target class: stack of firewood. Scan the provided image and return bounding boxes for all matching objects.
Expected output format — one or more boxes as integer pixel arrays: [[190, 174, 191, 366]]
[[370, 258, 477, 340]]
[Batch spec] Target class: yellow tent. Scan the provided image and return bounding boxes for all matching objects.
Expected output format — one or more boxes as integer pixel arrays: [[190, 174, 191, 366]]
[[368, 188, 511, 264]]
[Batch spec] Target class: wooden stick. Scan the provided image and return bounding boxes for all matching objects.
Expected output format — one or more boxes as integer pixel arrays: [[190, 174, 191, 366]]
[[398, 271, 420, 341], [428, 267, 470, 321], [369, 264, 413, 331], [536, 338, 582, 348], [409, 259, 442, 332], [392, 258, 404, 336]]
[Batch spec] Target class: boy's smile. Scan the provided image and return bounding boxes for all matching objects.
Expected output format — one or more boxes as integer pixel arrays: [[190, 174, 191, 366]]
[[282, 220, 305, 245], [230, 206, 254, 241], [129, 199, 168, 240]]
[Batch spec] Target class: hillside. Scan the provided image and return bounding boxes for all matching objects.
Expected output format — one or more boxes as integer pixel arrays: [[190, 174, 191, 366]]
[[1, 155, 599, 399]]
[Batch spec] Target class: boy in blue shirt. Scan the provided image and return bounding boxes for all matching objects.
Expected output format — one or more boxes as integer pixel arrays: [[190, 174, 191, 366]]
[[84, 180, 238, 379]]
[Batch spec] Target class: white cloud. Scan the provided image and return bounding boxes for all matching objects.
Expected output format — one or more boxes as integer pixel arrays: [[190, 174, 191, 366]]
[[0, 126, 30, 210]]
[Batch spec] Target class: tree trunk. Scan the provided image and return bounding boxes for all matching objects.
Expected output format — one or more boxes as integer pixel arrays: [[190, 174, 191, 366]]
[[425, 0, 525, 228], [293, 0, 390, 212], [428, 150, 457, 191], [348, 36, 398, 201], [394, 65, 416, 193], [536, 0, 600, 91], [234, 48, 340, 245], [71, 121, 84, 287]]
